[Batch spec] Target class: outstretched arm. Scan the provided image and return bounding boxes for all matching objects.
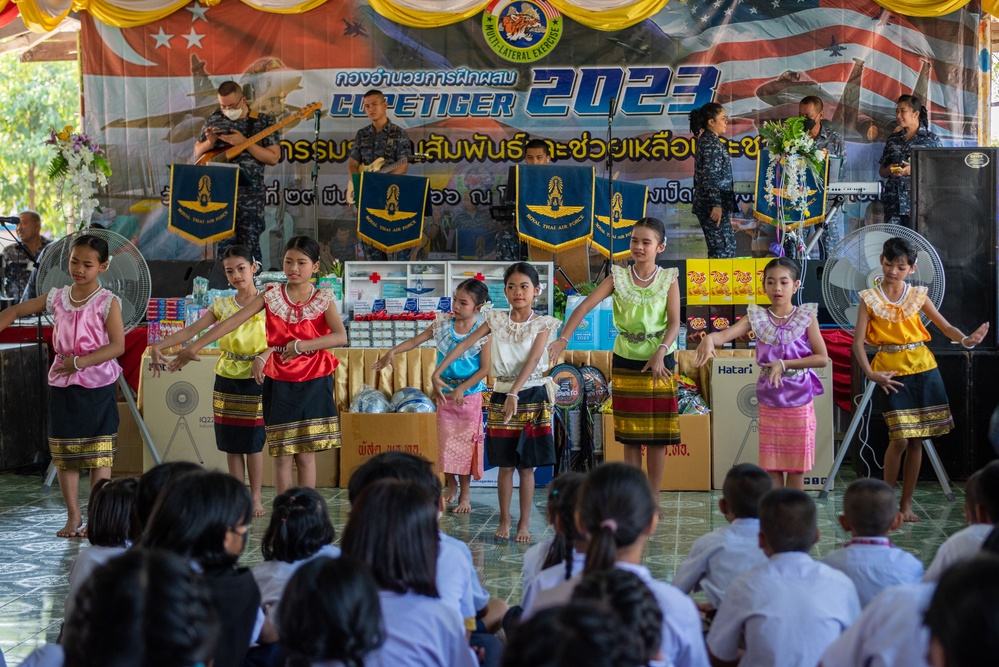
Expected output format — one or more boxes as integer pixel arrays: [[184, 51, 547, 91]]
[[280, 303, 348, 360], [372, 323, 435, 371], [168, 294, 265, 370], [0, 294, 48, 332], [547, 276, 613, 361], [921, 300, 989, 348], [502, 329, 551, 424], [150, 310, 220, 372], [432, 322, 491, 383], [448, 339, 492, 407], [695, 316, 752, 367]]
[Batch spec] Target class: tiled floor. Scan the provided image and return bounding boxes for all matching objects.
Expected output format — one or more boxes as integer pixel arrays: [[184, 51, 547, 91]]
[[0, 469, 969, 664]]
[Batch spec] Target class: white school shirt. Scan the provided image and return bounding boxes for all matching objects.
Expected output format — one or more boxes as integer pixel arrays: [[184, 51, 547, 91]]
[[922, 523, 994, 582], [707, 551, 861, 667], [821, 538, 924, 607], [64, 544, 128, 621], [17, 644, 64, 667], [521, 535, 554, 589], [819, 582, 935, 667], [520, 550, 586, 615], [438, 531, 484, 620], [375, 590, 478, 667], [252, 544, 341, 627], [671, 518, 767, 609], [526, 561, 710, 667]]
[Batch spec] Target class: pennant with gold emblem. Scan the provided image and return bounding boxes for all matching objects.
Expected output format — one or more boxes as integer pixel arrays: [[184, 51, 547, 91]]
[[753, 148, 829, 228], [592, 178, 647, 260], [515, 165, 594, 253], [168, 163, 239, 243], [357, 172, 429, 254]]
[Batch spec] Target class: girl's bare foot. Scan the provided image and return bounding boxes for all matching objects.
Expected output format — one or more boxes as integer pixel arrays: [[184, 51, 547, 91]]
[[443, 476, 458, 504], [454, 492, 471, 514], [515, 520, 532, 543], [899, 507, 921, 523], [253, 501, 266, 518], [494, 518, 512, 539], [57, 517, 83, 538]]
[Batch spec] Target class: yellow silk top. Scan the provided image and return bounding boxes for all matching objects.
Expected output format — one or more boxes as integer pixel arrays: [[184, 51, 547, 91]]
[[860, 285, 937, 376], [611, 265, 679, 361], [210, 295, 268, 380]]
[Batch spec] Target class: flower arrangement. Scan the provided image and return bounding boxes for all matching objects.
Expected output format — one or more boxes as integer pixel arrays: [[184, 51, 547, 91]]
[[46, 125, 112, 229], [758, 117, 825, 222]]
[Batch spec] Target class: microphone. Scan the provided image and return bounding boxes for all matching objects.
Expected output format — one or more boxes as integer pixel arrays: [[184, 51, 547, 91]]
[[314, 107, 321, 133], [608, 97, 618, 119]]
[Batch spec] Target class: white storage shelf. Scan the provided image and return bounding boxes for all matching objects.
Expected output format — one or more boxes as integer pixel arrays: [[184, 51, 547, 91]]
[[343, 261, 448, 316]]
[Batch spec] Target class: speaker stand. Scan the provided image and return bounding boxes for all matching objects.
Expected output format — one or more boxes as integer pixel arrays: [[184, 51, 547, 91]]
[[43, 375, 163, 489], [818, 379, 955, 501]]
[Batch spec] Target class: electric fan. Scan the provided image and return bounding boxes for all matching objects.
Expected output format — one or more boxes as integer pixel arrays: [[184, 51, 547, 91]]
[[35, 230, 161, 487], [161, 381, 203, 463], [817, 223, 953, 500], [732, 384, 760, 466]]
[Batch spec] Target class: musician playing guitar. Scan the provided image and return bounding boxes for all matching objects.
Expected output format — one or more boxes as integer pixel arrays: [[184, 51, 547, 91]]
[[194, 80, 280, 264]]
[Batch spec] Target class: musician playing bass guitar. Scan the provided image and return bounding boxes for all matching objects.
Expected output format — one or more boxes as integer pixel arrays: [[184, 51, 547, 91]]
[[195, 80, 280, 264]]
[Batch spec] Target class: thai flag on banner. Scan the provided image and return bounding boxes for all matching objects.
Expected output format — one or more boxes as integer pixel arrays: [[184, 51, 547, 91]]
[[515, 164, 594, 253], [592, 178, 647, 261], [678, 0, 979, 143]]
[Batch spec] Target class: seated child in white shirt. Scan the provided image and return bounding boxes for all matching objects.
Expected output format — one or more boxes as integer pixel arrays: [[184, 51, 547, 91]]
[[707, 488, 861, 667], [822, 478, 923, 607], [924, 554, 999, 667], [924, 464, 998, 582], [672, 463, 772, 613]]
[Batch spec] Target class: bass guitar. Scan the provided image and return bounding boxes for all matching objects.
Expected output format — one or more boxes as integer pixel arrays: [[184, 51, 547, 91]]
[[195, 102, 322, 165]]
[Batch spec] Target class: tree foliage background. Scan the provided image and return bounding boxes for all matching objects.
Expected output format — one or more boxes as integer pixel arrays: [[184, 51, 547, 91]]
[[0, 53, 79, 235]]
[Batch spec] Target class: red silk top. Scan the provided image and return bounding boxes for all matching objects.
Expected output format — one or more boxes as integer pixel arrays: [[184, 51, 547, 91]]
[[262, 284, 338, 382]]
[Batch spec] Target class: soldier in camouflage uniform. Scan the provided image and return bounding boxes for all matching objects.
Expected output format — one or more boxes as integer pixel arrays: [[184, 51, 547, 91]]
[[691, 103, 737, 258], [195, 81, 279, 265], [800, 96, 846, 254], [348, 89, 413, 261], [878, 95, 941, 228]]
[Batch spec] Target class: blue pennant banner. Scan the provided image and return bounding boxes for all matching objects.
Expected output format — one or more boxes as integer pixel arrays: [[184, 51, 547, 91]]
[[515, 164, 594, 253], [357, 172, 429, 254], [593, 178, 647, 260], [168, 163, 239, 244], [753, 148, 829, 229]]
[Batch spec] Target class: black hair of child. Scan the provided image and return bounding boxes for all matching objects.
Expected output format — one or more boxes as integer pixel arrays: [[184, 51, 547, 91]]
[[842, 478, 898, 537], [571, 569, 663, 666], [501, 602, 643, 667], [503, 261, 540, 287], [135, 461, 202, 530], [763, 257, 801, 282], [261, 486, 336, 563], [688, 103, 725, 137], [140, 470, 253, 570], [924, 555, 999, 667], [71, 234, 110, 264], [881, 237, 918, 265], [346, 451, 441, 506], [63, 548, 217, 667], [456, 278, 489, 306], [87, 476, 140, 548], [285, 235, 322, 263], [759, 488, 818, 553], [723, 463, 774, 519], [975, 460, 999, 522], [279, 555, 385, 667], [341, 479, 439, 598], [541, 472, 585, 579], [220, 244, 255, 264], [633, 217, 666, 245], [579, 463, 658, 576]]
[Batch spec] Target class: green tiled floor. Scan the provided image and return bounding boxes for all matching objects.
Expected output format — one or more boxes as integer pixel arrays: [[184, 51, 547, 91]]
[[0, 470, 970, 664]]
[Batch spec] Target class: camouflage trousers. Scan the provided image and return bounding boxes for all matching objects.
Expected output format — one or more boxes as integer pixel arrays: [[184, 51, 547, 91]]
[[693, 201, 736, 258], [219, 195, 265, 267]]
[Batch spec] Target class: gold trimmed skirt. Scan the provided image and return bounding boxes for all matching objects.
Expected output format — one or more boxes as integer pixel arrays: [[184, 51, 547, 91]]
[[882, 367, 954, 440], [213, 375, 265, 454], [262, 376, 340, 457], [611, 354, 680, 447], [485, 386, 555, 469], [49, 383, 118, 470]]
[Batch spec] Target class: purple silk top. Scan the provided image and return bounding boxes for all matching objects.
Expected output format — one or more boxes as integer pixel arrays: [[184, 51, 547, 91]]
[[46, 287, 122, 389], [747, 303, 823, 408]]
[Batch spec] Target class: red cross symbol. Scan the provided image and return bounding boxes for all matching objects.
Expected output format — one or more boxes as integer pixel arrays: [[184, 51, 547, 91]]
[[368, 272, 381, 283], [474, 272, 485, 281]]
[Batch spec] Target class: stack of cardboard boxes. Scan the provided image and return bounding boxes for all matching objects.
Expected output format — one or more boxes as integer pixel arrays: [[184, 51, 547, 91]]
[[685, 257, 773, 349]]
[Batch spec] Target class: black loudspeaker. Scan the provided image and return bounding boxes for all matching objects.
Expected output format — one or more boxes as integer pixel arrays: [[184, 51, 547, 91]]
[[848, 349, 976, 481], [912, 147, 999, 350], [796, 260, 834, 324], [970, 351, 999, 472], [147, 260, 199, 298]]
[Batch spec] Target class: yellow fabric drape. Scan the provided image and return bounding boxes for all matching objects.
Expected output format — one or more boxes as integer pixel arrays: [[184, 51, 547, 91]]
[[238, 0, 332, 15], [551, 0, 669, 30], [367, 0, 486, 28], [872, 0, 972, 17]]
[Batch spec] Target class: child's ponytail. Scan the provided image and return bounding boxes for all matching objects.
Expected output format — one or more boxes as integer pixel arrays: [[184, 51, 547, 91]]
[[579, 463, 658, 576], [540, 472, 585, 579], [261, 487, 336, 563]]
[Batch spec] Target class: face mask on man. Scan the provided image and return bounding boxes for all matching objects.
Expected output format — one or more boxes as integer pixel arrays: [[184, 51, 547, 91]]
[[222, 107, 243, 121]]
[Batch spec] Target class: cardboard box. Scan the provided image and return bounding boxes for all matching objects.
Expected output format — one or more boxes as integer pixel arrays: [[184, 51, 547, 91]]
[[113, 401, 145, 477], [732, 258, 757, 305], [755, 258, 772, 305], [686, 259, 710, 305], [686, 306, 711, 348], [732, 305, 755, 347], [603, 413, 711, 490], [339, 412, 438, 488], [710, 306, 734, 340], [708, 356, 833, 490], [708, 259, 733, 305]]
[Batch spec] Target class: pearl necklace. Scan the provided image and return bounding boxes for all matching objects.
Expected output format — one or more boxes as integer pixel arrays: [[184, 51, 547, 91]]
[[768, 306, 795, 321], [234, 289, 260, 308], [68, 285, 101, 305], [630, 264, 660, 284]]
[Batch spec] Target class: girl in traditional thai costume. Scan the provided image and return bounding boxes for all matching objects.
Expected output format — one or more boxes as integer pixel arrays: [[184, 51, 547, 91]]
[[696, 258, 828, 489], [373, 279, 491, 513], [551, 217, 681, 492]]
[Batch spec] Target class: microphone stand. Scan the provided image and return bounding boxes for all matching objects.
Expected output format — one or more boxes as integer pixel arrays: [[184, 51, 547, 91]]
[[311, 107, 322, 242], [599, 97, 618, 280]]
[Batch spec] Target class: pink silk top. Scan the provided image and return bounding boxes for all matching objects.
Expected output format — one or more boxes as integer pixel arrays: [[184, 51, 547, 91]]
[[262, 284, 338, 382], [46, 287, 122, 389]]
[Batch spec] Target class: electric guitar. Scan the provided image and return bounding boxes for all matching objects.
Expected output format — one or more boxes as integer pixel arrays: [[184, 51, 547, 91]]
[[195, 102, 322, 165], [346, 153, 429, 205]]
